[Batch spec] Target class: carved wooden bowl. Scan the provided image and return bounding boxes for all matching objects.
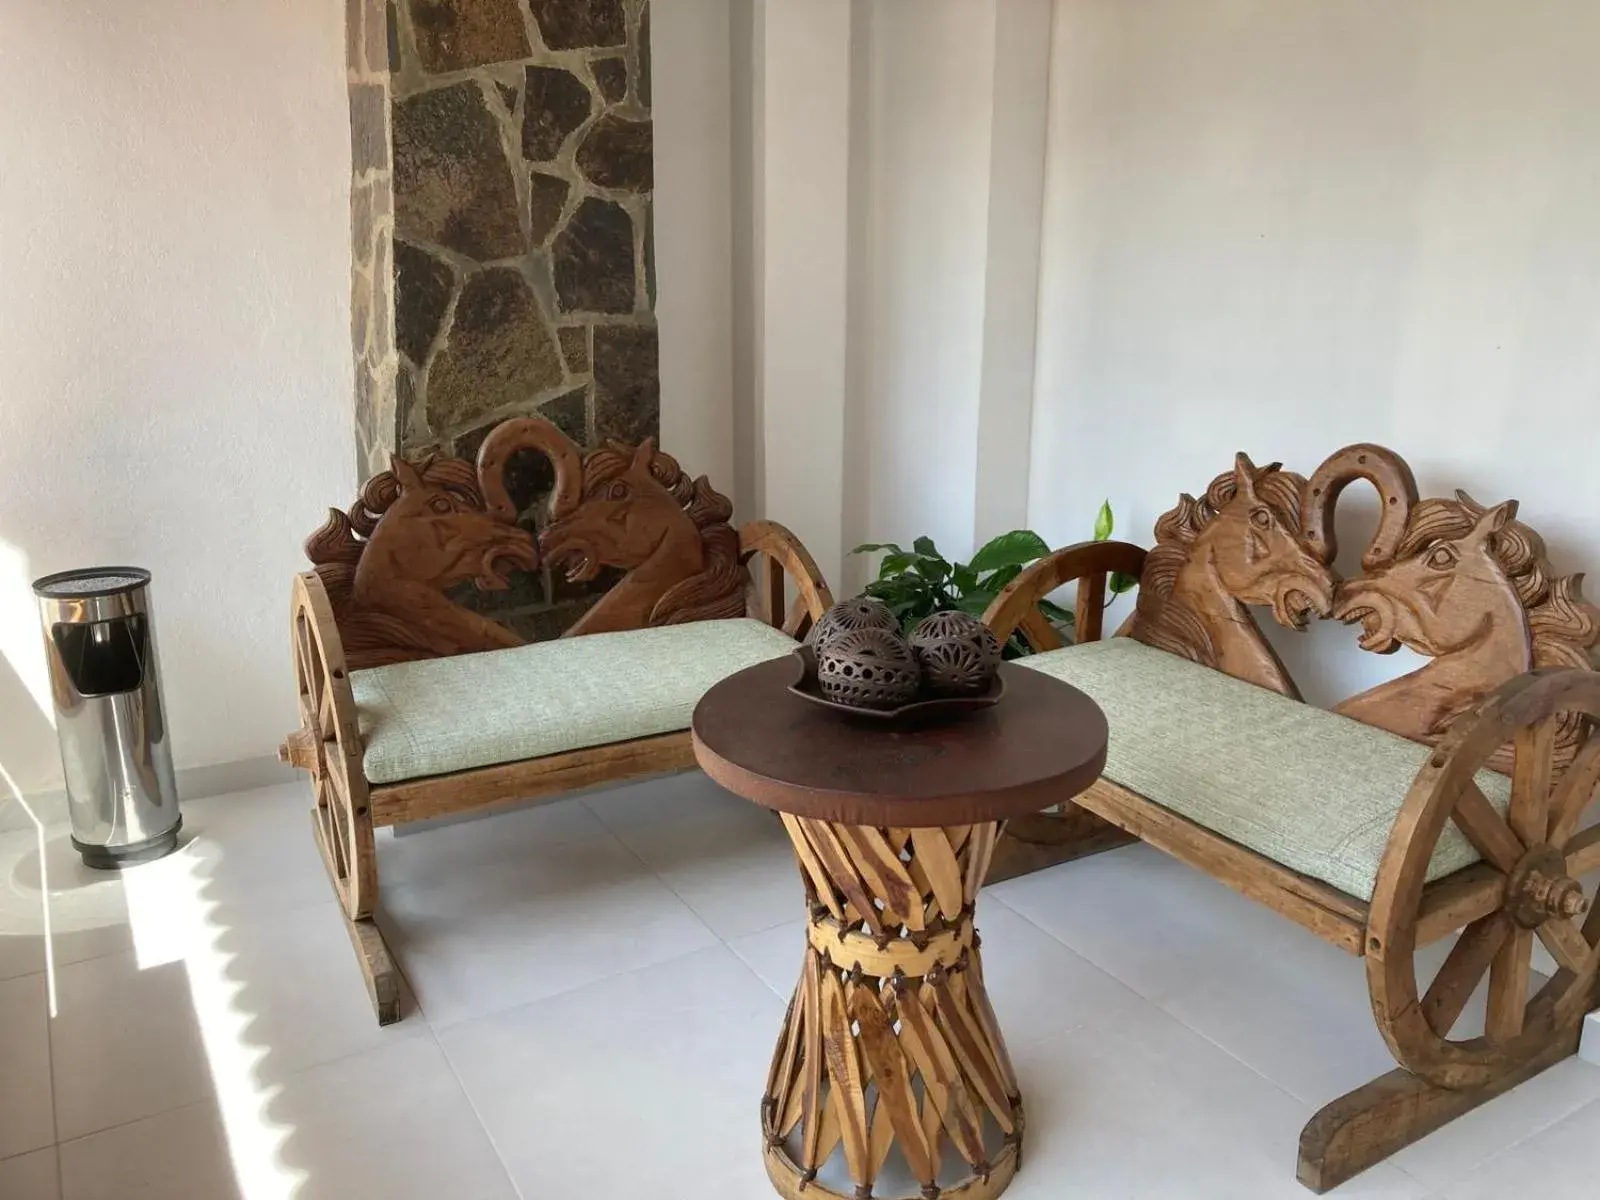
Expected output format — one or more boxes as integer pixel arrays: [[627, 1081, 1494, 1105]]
[[908, 611, 1003, 697], [790, 645, 1005, 724], [806, 596, 900, 649]]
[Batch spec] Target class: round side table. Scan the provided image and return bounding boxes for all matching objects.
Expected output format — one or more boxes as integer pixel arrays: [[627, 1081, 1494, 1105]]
[[692, 659, 1108, 1200]]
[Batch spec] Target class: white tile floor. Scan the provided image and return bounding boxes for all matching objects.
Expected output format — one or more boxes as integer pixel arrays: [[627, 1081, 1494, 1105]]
[[2, 775, 1599, 1199]]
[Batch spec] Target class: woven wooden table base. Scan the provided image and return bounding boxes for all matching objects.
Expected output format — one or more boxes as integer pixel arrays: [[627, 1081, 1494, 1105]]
[[762, 816, 1023, 1200]]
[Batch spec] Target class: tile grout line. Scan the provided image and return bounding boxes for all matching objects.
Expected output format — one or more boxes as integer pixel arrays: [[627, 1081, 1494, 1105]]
[[979, 890, 1328, 1116], [427, 934, 786, 1200], [46, 1033, 517, 1200], [39, 894, 424, 1150], [1396, 1071, 1600, 1193], [45, 966, 62, 1200], [42, 1012, 435, 1157], [726, 931, 800, 1004], [441, 929, 770, 1032], [395, 818, 724, 1035], [991, 884, 1598, 1191], [426, 1025, 529, 1200], [575, 792, 748, 940], [1136, 950, 1600, 1185], [981, 889, 1162, 1003], [22, 886, 346, 984]]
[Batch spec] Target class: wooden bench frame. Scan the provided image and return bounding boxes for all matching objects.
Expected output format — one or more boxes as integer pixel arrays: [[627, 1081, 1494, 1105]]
[[983, 444, 1600, 1192], [278, 418, 833, 1026]]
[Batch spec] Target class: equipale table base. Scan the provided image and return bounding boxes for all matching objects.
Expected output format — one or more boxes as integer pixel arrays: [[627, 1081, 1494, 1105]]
[[762, 816, 1022, 1200]]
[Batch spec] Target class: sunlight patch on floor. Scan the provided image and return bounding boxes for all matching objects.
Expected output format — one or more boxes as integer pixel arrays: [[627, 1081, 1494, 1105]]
[[0, 757, 56, 1016], [122, 837, 308, 1199]]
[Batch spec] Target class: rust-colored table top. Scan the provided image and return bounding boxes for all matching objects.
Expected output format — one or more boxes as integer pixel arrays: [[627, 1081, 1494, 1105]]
[[691, 657, 1108, 828]]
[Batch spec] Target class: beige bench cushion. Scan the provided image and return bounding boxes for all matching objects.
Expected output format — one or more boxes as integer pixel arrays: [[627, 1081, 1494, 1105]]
[[351, 619, 798, 785], [1016, 637, 1511, 901]]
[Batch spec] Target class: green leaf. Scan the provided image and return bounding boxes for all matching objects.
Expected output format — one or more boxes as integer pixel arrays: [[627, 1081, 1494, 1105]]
[[1110, 571, 1138, 595], [951, 564, 979, 595], [912, 535, 941, 560], [968, 529, 1051, 574], [1093, 500, 1114, 542], [952, 592, 997, 617], [1038, 598, 1074, 623], [852, 542, 905, 556], [913, 556, 951, 583], [878, 552, 916, 578], [864, 576, 927, 604], [981, 563, 1024, 594]]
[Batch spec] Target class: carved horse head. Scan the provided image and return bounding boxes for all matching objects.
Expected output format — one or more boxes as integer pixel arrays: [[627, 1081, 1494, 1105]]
[[1326, 478, 1599, 755], [1333, 494, 1527, 660], [538, 439, 705, 584], [357, 456, 538, 593], [1198, 454, 1336, 630], [476, 416, 744, 638]]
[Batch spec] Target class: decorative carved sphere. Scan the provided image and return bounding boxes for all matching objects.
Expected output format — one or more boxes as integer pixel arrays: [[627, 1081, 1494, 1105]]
[[815, 627, 921, 709], [808, 596, 900, 649], [908, 611, 1002, 697]]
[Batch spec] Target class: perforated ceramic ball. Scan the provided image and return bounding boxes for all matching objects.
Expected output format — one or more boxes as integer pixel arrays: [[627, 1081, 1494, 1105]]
[[816, 627, 921, 709], [807, 596, 899, 649], [908, 611, 1002, 697]]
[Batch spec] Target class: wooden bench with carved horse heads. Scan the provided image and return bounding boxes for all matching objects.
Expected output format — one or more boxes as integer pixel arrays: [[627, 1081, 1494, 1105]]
[[277, 417, 833, 1025], [981, 443, 1600, 1192]]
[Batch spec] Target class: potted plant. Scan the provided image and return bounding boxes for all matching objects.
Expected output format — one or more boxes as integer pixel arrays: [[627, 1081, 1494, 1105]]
[[853, 501, 1136, 657]]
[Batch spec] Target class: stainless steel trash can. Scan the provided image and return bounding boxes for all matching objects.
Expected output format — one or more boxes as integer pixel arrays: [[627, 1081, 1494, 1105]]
[[33, 567, 181, 868]]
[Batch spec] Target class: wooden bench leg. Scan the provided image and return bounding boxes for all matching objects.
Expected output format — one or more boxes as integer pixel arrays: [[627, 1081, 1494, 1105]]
[[1307, 672, 1600, 1190], [986, 804, 1136, 885], [1297, 1029, 1580, 1193], [311, 808, 402, 1026], [286, 572, 399, 1024]]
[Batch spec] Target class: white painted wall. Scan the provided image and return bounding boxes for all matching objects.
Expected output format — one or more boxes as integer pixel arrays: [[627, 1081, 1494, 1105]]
[[758, 0, 855, 585], [1030, 0, 1600, 705], [0, 1, 355, 799], [852, 2, 995, 577], [744, 0, 1054, 593], [973, 0, 1054, 541], [654, 0, 737, 495]]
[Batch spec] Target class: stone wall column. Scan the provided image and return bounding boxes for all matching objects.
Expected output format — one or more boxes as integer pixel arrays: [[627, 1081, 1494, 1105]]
[[345, 0, 659, 638], [348, 0, 400, 480], [383, 0, 657, 462]]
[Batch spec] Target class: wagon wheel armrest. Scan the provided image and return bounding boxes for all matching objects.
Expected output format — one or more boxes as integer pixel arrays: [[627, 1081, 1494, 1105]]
[[982, 539, 1148, 652], [280, 571, 361, 768], [1364, 666, 1600, 1092], [738, 520, 837, 638]]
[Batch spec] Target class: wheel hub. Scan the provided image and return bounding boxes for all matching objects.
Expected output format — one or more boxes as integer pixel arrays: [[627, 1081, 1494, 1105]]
[[1506, 845, 1589, 928]]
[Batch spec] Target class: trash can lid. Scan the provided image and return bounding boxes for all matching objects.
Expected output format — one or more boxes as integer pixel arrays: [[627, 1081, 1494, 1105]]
[[32, 567, 152, 599]]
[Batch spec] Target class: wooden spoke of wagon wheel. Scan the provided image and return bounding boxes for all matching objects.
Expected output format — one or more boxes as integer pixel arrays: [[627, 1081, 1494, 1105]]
[[292, 614, 323, 735], [738, 521, 835, 639], [1368, 669, 1600, 1091], [287, 574, 376, 921]]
